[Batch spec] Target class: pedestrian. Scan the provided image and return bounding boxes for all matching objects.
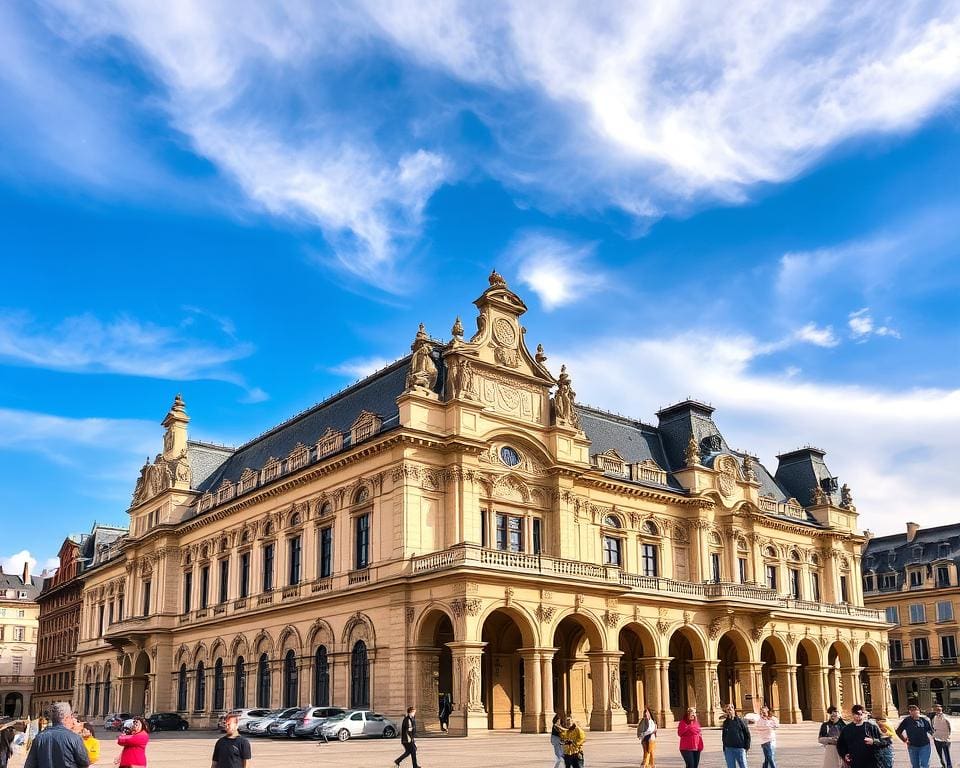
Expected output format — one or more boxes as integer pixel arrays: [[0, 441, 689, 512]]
[[116, 717, 150, 768], [438, 694, 451, 733], [876, 715, 897, 768], [394, 706, 420, 768], [1, 727, 16, 768], [637, 705, 657, 768], [211, 713, 251, 768], [80, 724, 100, 765], [750, 705, 779, 768], [837, 704, 892, 768], [721, 703, 751, 768], [561, 717, 585, 768], [550, 713, 565, 768], [819, 706, 847, 768], [23, 702, 89, 768], [678, 707, 705, 768], [932, 704, 952, 768], [897, 704, 935, 768]]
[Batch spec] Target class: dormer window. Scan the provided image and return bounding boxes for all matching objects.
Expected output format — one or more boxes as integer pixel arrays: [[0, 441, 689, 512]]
[[909, 569, 924, 588], [913, 545, 924, 561], [939, 542, 952, 558]]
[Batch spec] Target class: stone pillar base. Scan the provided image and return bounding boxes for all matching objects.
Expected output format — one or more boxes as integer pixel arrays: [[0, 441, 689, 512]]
[[465, 708, 488, 734]]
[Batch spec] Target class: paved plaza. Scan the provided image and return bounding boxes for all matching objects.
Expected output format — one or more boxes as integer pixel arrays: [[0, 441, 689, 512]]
[[8, 722, 938, 768]]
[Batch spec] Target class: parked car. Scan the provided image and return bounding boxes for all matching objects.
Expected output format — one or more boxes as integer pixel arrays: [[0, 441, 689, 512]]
[[245, 708, 300, 736], [318, 710, 398, 741], [103, 713, 132, 731], [147, 712, 189, 731], [267, 707, 309, 738], [292, 707, 349, 738], [219, 708, 272, 732]]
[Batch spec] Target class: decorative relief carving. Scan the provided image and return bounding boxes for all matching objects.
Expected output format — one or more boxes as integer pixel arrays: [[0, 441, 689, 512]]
[[405, 607, 415, 625], [840, 484, 856, 510], [504, 587, 515, 606], [446, 358, 478, 400], [716, 455, 740, 498], [132, 454, 174, 506], [551, 365, 581, 429], [603, 610, 621, 628], [451, 598, 482, 618], [609, 665, 622, 708], [685, 434, 701, 467], [656, 607, 670, 635], [535, 604, 556, 624], [575, 594, 585, 612], [709, 617, 723, 640], [742, 454, 758, 483], [467, 656, 482, 710]]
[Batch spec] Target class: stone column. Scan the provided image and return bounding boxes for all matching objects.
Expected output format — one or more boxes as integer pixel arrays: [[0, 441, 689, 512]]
[[641, 658, 665, 726], [540, 647, 557, 732], [447, 641, 487, 735], [586, 650, 625, 731], [409, 647, 440, 730], [771, 664, 801, 723], [735, 661, 765, 713], [518, 648, 543, 733], [840, 667, 863, 714], [659, 658, 673, 726]]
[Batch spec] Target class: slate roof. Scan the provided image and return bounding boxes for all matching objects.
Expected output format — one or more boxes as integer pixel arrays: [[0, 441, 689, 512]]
[[79, 524, 128, 568], [862, 523, 960, 573], [0, 572, 43, 600]]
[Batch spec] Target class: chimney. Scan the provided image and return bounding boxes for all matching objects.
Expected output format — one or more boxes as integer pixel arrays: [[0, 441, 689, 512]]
[[22, 560, 30, 584], [906, 522, 920, 543]]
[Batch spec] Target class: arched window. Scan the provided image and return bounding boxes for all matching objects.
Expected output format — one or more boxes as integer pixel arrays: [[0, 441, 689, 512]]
[[177, 664, 187, 710], [195, 661, 206, 711], [604, 515, 622, 528], [257, 653, 271, 708], [354, 486, 369, 505], [234, 657, 246, 708], [92, 681, 100, 716], [641, 519, 659, 536], [213, 658, 225, 710], [283, 650, 298, 708], [350, 640, 369, 708], [314, 646, 330, 706], [102, 668, 111, 716], [84, 682, 91, 714]]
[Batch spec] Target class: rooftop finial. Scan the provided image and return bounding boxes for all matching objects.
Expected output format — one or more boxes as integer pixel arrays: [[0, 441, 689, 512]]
[[489, 269, 507, 288], [451, 316, 464, 340], [535, 343, 547, 364]]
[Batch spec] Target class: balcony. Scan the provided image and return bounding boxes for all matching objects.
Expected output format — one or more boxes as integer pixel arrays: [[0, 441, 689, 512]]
[[102, 614, 175, 648], [0, 675, 33, 686]]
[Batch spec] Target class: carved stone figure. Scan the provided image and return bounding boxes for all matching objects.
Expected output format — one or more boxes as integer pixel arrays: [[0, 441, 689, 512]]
[[839, 483, 855, 510], [405, 324, 438, 392], [447, 359, 477, 400], [811, 485, 827, 505], [451, 316, 464, 340], [535, 343, 547, 364], [132, 459, 151, 504], [742, 454, 757, 482], [609, 667, 622, 708], [488, 269, 507, 288], [685, 434, 701, 467], [552, 365, 581, 428], [467, 657, 482, 709], [173, 448, 191, 485]]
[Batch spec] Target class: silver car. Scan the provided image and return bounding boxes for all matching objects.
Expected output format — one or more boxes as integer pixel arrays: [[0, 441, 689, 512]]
[[292, 707, 349, 738], [246, 707, 299, 736], [319, 709, 398, 741], [224, 708, 272, 732]]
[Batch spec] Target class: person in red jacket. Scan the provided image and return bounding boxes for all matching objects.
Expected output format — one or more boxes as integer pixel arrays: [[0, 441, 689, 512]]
[[116, 718, 149, 768], [678, 707, 705, 768]]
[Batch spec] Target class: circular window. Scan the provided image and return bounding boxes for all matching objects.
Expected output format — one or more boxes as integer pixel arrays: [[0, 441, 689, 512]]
[[500, 446, 521, 467]]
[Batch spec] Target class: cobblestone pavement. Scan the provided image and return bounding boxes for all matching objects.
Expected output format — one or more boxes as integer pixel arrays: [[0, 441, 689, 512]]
[[8, 723, 933, 768]]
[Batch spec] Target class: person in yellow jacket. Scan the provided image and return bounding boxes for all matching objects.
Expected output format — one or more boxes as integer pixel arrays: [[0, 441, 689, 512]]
[[561, 717, 586, 768], [80, 723, 100, 764]]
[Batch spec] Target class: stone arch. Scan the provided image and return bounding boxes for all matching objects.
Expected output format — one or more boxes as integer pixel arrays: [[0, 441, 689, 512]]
[[859, 640, 883, 669], [760, 635, 790, 716], [717, 629, 752, 710], [715, 627, 753, 661], [667, 626, 708, 720], [174, 643, 191, 666], [230, 634, 249, 659], [828, 639, 854, 668], [795, 637, 821, 721], [858, 641, 884, 713], [342, 611, 377, 649], [253, 629, 274, 656], [547, 608, 603, 651], [476, 602, 540, 648], [480, 607, 537, 730], [414, 603, 458, 646], [277, 624, 303, 655], [413, 606, 456, 723], [120, 654, 133, 677], [307, 618, 335, 649], [192, 641, 209, 665], [209, 638, 227, 662], [619, 620, 660, 724], [484, 429, 555, 468]]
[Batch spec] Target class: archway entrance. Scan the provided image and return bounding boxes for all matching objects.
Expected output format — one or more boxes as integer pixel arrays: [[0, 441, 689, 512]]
[[619, 624, 656, 724], [795, 640, 819, 721], [130, 653, 150, 715], [414, 609, 455, 728], [481, 610, 525, 729], [552, 615, 602, 728], [826, 642, 852, 711], [3, 693, 23, 717], [667, 629, 702, 721], [717, 632, 749, 709], [759, 637, 790, 719]]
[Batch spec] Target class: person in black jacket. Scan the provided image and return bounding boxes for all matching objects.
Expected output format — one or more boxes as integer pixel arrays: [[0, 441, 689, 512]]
[[438, 694, 451, 733], [721, 704, 751, 768], [394, 707, 420, 768], [837, 704, 891, 768]]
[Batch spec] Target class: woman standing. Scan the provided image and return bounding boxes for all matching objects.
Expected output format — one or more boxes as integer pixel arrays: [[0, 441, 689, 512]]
[[637, 706, 657, 768], [117, 717, 150, 768], [81, 723, 100, 764], [550, 714, 566, 768], [818, 706, 847, 768], [678, 707, 705, 768], [752, 706, 779, 768], [876, 715, 896, 768], [561, 717, 586, 768]]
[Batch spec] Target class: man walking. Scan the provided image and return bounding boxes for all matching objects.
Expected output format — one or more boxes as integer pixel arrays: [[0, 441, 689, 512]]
[[394, 706, 420, 768], [932, 704, 953, 768], [212, 713, 252, 768], [897, 703, 936, 768], [721, 703, 751, 768], [837, 704, 891, 768], [24, 703, 89, 768]]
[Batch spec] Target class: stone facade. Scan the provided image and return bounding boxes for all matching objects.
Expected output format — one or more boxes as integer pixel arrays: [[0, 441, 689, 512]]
[[0, 564, 42, 717], [72, 274, 893, 732], [863, 521, 960, 713]]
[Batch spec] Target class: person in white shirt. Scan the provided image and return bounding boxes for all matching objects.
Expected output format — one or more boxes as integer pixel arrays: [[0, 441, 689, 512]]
[[932, 704, 953, 768], [749, 705, 779, 768], [637, 706, 657, 768]]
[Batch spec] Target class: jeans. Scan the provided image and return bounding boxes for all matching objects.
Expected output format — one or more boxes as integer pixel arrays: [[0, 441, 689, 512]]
[[908, 743, 932, 768], [936, 741, 953, 768], [681, 750, 702, 768], [551, 735, 564, 768], [724, 747, 748, 768], [762, 742, 777, 768]]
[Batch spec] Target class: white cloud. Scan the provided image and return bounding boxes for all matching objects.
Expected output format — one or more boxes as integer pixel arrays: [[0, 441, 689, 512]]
[[848, 307, 901, 340], [793, 322, 840, 348], [558, 331, 960, 536], [330, 357, 395, 380], [508, 233, 606, 310], [0, 550, 39, 578]]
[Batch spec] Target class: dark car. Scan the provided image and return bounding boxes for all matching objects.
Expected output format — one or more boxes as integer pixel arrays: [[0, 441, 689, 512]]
[[147, 712, 189, 731]]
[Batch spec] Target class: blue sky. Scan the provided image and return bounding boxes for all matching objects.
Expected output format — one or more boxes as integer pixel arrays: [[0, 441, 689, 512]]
[[2, 1, 960, 575]]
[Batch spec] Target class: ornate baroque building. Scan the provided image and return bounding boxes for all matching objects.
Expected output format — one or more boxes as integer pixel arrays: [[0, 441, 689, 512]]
[[863, 522, 960, 713], [74, 274, 892, 733], [0, 563, 44, 717]]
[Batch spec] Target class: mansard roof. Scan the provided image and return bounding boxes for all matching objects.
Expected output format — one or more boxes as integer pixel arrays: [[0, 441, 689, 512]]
[[862, 522, 960, 572]]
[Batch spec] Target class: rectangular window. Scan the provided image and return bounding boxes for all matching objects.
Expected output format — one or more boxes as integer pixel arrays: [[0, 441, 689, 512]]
[[239, 552, 250, 598], [880, 573, 897, 591], [355, 513, 370, 569], [495, 514, 523, 552], [219, 559, 229, 604], [142, 581, 151, 616], [766, 565, 778, 591], [118, 596, 124, 621], [262, 543, 275, 591], [938, 566, 951, 588], [13, 626, 24, 641], [642, 544, 658, 577], [910, 570, 924, 588], [863, 574, 875, 592], [319, 527, 333, 578], [738, 557, 748, 584], [942, 635, 958, 660], [532, 519, 542, 555], [108, 602, 114, 625], [812, 572, 821, 602], [183, 571, 193, 613], [710, 552, 721, 583], [200, 565, 210, 609], [890, 639, 903, 663], [937, 601, 954, 622], [98, 604, 105, 636], [603, 536, 622, 567], [790, 568, 801, 599], [913, 637, 930, 663], [480, 511, 488, 548], [885, 606, 900, 624], [840, 575, 849, 603], [12, 657, 21, 675], [910, 603, 926, 623], [289, 536, 302, 585]]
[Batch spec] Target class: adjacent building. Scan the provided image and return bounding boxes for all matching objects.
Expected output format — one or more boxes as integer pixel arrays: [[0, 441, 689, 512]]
[[863, 521, 960, 713], [73, 273, 892, 733], [0, 563, 44, 717]]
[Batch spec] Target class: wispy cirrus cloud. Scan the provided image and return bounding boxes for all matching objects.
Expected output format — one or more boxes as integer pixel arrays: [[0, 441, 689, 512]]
[[848, 307, 901, 340], [793, 322, 840, 348], [508, 232, 607, 310]]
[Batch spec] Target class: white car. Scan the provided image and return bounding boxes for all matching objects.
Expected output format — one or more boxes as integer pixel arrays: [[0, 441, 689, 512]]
[[222, 708, 272, 732], [319, 710, 398, 741]]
